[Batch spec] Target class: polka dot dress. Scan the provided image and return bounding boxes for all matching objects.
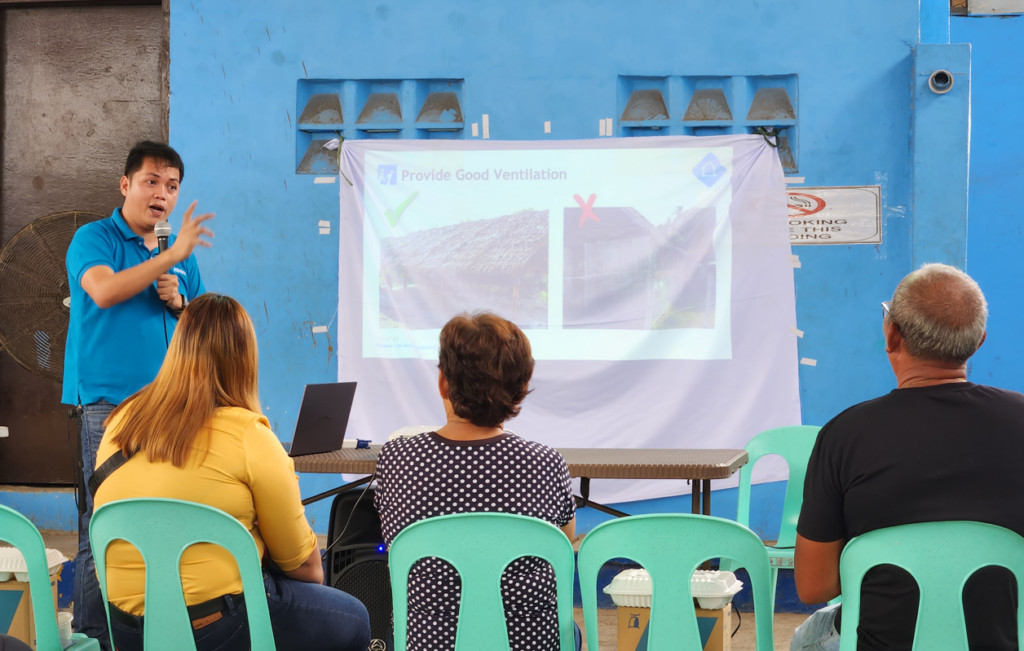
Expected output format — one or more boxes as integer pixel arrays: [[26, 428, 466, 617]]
[[375, 431, 576, 651]]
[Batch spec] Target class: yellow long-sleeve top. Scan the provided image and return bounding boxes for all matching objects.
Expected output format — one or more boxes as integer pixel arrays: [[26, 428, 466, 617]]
[[94, 406, 318, 616]]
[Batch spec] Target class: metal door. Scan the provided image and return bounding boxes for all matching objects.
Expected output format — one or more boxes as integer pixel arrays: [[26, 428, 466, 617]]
[[0, 3, 164, 484]]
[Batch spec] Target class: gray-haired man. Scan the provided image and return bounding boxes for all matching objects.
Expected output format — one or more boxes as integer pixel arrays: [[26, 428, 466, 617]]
[[791, 263, 1023, 651]]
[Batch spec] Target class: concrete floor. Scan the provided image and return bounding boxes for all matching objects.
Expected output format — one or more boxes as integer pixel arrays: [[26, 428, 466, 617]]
[[573, 607, 808, 651], [39, 529, 78, 559]]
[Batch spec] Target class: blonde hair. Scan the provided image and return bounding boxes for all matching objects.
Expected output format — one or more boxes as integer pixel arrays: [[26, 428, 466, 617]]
[[106, 293, 261, 467]]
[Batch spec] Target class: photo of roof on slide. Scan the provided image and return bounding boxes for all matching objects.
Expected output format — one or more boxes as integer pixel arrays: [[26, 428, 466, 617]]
[[563, 206, 717, 330], [379, 209, 549, 330]]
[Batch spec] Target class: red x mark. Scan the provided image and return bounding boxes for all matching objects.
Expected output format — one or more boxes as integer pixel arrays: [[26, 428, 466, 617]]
[[574, 193, 599, 228]]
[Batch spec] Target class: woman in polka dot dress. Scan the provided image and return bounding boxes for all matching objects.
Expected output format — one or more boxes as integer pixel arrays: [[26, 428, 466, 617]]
[[375, 312, 580, 651]]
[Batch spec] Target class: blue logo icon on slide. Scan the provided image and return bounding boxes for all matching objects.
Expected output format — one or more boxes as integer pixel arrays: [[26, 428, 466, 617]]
[[692, 153, 726, 188], [378, 164, 397, 185]]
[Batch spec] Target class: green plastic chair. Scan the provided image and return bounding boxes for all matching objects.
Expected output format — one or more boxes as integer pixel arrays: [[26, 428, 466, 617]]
[[578, 514, 774, 651], [839, 521, 1024, 651], [89, 498, 276, 651], [388, 513, 576, 651], [0, 504, 99, 650], [724, 425, 820, 602]]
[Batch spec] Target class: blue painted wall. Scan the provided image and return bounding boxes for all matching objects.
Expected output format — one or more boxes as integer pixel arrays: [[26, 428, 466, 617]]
[[164, 0, 957, 533], [953, 16, 1024, 389], [0, 488, 77, 531], [912, 43, 971, 268]]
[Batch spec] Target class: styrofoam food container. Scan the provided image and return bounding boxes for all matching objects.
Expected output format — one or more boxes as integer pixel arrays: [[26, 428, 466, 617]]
[[691, 570, 744, 609], [603, 568, 744, 610], [0, 547, 69, 582]]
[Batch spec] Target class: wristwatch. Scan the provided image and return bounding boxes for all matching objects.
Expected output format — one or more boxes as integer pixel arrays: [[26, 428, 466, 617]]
[[170, 293, 188, 317]]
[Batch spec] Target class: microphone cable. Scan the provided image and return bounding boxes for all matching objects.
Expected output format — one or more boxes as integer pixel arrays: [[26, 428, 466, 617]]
[[162, 307, 170, 347], [151, 246, 171, 348], [65, 407, 83, 514]]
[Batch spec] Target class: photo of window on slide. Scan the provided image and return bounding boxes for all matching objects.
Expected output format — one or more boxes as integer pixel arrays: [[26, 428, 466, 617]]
[[378, 209, 549, 330], [563, 205, 716, 330]]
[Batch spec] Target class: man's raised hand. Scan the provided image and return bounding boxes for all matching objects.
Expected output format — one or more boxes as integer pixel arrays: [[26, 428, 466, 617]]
[[169, 200, 215, 262]]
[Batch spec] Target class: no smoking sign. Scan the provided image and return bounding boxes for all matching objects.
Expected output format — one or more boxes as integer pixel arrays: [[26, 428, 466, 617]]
[[786, 186, 881, 245], [788, 193, 826, 217]]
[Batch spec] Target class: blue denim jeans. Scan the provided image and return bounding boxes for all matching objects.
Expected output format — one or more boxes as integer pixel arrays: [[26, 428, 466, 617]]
[[75, 400, 116, 651], [109, 570, 370, 651], [790, 602, 841, 651]]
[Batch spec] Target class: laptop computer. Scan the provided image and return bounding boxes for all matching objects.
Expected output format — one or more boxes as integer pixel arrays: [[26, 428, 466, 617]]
[[288, 382, 357, 457]]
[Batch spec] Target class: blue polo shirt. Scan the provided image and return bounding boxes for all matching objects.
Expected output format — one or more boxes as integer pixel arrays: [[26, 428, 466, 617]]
[[62, 208, 205, 406]]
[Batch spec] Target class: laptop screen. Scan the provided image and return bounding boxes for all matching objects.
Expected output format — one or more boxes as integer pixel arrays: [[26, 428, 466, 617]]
[[288, 382, 357, 457]]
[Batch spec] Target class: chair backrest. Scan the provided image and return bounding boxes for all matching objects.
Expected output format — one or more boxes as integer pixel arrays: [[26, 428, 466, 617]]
[[388, 513, 576, 651], [736, 425, 820, 548], [577, 514, 774, 651], [89, 498, 275, 651], [839, 521, 1024, 651], [0, 505, 61, 651]]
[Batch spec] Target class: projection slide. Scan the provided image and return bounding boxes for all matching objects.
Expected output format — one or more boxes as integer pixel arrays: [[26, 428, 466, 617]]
[[339, 137, 800, 504], [357, 146, 732, 361]]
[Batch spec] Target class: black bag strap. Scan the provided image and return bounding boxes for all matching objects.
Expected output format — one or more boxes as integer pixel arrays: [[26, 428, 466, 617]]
[[88, 450, 135, 498]]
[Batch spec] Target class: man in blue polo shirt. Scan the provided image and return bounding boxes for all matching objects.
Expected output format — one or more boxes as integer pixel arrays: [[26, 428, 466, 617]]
[[63, 141, 213, 647]]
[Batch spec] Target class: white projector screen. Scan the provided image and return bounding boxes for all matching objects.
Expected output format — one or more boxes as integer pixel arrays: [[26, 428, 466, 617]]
[[338, 136, 800, 503]]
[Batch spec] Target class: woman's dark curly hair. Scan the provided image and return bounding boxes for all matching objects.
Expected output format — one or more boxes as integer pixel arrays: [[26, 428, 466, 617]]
[[438, 312, 534, 428]]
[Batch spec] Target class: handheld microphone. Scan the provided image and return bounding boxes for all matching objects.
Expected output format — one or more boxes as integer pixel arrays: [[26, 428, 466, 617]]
[[154, 221, 171, 254]]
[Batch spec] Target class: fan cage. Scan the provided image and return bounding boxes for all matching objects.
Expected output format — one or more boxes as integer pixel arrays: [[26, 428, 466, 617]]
[[0, 210, 105, 383]]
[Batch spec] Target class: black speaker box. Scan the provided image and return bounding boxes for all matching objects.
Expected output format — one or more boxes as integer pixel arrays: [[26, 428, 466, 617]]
[[326, 487, 393, 649]]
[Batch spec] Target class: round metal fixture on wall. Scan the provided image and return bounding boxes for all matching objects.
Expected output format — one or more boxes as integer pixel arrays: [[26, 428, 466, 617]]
[[929, 70, 954, 94], [0, 211, 105, 382]]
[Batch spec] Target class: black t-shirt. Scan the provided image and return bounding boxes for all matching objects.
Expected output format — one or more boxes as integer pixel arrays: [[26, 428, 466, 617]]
[[799, 382, 1024, 651]]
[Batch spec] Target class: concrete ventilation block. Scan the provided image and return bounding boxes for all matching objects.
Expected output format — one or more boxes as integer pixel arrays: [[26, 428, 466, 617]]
[[775, 129, 797, 172], [357, 93, 402, 124], [684, 89, 732, 121], [416, 91, 463, 124], [620, 89, 669, 122], [747, 88, 796, 120], [693, 127, 728, 136], [297, 137, 340, 174], [298, 93, 343, 125]]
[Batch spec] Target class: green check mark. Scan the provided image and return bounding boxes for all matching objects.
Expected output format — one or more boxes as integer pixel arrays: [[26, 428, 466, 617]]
[[385, 190, 419, 227]]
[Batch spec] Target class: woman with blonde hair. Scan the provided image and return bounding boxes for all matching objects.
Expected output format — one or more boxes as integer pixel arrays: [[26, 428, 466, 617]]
[[93, 293, 369, 651]]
